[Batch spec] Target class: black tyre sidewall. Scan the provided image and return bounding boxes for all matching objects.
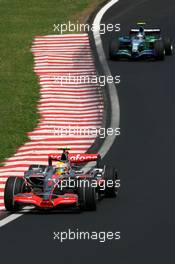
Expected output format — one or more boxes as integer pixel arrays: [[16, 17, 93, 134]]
[[164, 37, 173, 55], [4, 177, 25, 211], [103, 166, 116, 198], [109, 38, 120, 60], [78, 180, 96, 211]]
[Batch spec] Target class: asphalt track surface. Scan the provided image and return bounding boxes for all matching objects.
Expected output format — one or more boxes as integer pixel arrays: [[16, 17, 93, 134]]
[[0, 0, 175, 263]]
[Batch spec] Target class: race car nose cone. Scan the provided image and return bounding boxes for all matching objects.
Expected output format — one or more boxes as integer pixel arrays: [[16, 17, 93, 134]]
[[40, 200, 54, 208]]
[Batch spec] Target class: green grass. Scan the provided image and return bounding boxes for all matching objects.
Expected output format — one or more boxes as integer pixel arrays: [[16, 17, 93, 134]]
[[0, 0, 103, 165]]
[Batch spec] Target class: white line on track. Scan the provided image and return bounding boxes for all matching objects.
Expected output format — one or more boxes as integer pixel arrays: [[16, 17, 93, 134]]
[[0, 207, 33, 228], [92, 0, 120, 158]]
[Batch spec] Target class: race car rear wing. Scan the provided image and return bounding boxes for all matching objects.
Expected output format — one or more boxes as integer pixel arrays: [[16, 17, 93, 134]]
[[48, 153, 101, 166], [130, 29, 161, 35]]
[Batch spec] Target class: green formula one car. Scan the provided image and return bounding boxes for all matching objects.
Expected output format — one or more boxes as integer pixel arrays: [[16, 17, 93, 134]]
[[109, 22, 174, 60]]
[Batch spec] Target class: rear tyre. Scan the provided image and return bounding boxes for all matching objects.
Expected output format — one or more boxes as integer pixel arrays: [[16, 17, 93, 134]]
[[103, 166, 117, 198], [78, 180, 96, 211], [154, 40, 165, 60], [4, 177, 26, 212], [164, 37, 173, 55], [109, 39, 120, 60], [96, 155, 102, 168]]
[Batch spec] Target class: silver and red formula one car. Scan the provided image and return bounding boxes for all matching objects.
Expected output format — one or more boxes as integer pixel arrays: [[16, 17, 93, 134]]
[[4, 148, 119, 212]]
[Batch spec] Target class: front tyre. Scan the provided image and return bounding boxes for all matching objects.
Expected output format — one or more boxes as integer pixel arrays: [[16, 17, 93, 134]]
[[4, 176, 26, 212], [109, 39, 120, 60], [96, 155, 102, 168], [78, 180, 96, 211], [103, 166, 117, 198], [164, 37, 173, 55]]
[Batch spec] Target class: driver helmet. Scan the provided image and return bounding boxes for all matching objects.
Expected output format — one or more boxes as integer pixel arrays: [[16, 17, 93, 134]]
[[137, 26, 145, 39], [137, 32, 144, 39], [56, 161, 69, 176]]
